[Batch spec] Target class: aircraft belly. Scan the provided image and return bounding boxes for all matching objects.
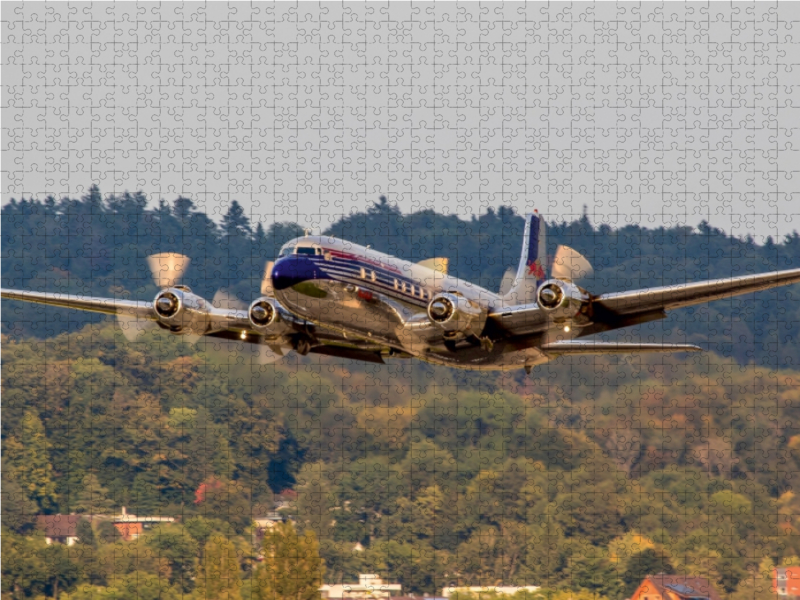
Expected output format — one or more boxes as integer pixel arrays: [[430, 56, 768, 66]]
[[274, 279, 405, 344]]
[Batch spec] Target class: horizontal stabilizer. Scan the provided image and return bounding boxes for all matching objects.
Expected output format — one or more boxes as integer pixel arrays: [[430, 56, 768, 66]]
[[541, 341, 702, 356]]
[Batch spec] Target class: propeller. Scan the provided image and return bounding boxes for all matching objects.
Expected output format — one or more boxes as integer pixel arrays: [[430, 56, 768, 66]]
[[498, 268, 516, 296], [116, 253, 191, 341], [146, 252, 191, 288], [551, 245, 593, 283], [210, 286, 287, 364], [261, 261, 275, 297], [212, 288, 246, 311]]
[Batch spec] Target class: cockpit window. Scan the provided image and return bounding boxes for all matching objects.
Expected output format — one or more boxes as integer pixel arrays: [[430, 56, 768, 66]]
[[296, 247, 316, 256], [279, 245, 295, 257]]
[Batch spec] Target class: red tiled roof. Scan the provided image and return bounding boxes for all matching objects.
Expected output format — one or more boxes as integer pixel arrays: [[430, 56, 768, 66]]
[[37, 515, 81, 538], [641, 575, 723, 600]]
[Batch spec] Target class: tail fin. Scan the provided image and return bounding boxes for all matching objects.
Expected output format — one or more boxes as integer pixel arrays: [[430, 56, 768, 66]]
[[501, 212, 547, 305]]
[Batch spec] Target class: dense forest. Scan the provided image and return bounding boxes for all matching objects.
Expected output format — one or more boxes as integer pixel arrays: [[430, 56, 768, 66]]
[[3, 187, 800, 599]]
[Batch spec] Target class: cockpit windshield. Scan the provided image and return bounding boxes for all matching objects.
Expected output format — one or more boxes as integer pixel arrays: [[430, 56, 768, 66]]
[[280, 244, 323, 257]]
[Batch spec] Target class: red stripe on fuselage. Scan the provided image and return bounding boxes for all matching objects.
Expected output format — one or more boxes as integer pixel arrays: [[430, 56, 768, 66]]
[[326, 249, 402, 274]]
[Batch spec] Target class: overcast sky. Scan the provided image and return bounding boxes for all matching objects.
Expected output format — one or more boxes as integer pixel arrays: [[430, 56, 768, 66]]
[[3, 2, 799, 241]]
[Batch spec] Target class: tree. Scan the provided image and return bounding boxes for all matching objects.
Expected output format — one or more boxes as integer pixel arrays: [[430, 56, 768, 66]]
[[76, 517, 96, 548], [1, 478, 39, 533], [14, 410, 58, 511], [254, 521, 325, 600], [193, 476, 252, 534], [196, 534, 242, 600], [72, 473, 115, 514], [96, 521, 121, 545], [2, 532, 47, 599], [222, 200, 252, 238], [41, 543, 81, 599], [622, 548, 674, 595], [145, 524, 199, 593]]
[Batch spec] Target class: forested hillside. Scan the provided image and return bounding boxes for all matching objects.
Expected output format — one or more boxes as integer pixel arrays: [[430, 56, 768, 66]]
[[3, 187, 800, 599], [2, 324, 799, 599]]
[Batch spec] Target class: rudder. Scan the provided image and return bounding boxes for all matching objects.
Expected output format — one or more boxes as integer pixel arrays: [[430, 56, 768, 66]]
[[500, 212, 547, 305]]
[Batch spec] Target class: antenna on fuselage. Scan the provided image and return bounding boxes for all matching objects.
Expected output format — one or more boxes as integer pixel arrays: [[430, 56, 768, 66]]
[[304, 228, 311, 237]]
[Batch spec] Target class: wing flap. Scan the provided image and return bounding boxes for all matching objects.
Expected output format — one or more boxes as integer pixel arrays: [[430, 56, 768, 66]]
[[542, 341, 702, 355]]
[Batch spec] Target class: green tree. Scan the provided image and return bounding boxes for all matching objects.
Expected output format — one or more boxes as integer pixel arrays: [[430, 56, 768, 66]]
[[41, 542, 82, 599], [72, 473, 116, 514], [623, 548, 674, 596], [13, 410, 58, 511], [96, 520, 121, 544], [196, 534, 242, 600], [76, 517, 96, 548], [145, 524, 199, 593], [1, 478, 39, 533], [254, 521, 325, 600], [194, 476, 252, 534], [2, 532, 48, 599]]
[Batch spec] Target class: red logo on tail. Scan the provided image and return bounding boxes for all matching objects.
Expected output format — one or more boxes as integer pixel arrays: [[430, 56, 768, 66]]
[[527, 260, 546, 280]]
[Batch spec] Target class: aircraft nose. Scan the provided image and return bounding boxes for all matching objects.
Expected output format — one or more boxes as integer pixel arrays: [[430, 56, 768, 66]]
[[271, 255, 320, 291]]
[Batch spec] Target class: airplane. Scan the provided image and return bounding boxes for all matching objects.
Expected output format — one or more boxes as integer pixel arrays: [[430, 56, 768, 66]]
[[3, 212, 800, 373]]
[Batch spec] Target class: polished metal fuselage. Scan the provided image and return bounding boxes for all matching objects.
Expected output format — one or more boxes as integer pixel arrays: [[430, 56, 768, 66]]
[[270, 236, 555, 370]]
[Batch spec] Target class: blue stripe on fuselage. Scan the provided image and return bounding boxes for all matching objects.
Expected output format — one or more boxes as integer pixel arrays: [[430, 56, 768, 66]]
[[271, 254, 430, 306]]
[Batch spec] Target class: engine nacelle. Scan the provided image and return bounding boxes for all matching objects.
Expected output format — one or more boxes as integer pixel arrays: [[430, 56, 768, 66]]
[[248, 297, 293, 337], [427, 292, 487, 337], [153, 287, 211, 334], [536, 279, 588, 316]]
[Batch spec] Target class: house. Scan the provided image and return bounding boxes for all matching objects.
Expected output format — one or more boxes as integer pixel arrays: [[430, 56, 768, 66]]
[[630, 575, 723, 600], [442, 586, 540, 599], [37, 515, 82, 546], [112, 507, 175, 541], [321, 574, 402, 600], [775, 567, 800, 597]]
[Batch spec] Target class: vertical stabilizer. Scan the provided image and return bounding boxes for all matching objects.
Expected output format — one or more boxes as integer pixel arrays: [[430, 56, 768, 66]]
[[501, 212, 547, 305]]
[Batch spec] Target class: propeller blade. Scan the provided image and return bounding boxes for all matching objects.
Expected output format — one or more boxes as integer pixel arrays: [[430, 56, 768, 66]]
[[212, 289, 247, 310], [257, 343, 285, 364], [551, 245, 593, 283], [260, 261, 275, 297], [116, 315, 155, 341], [147, 253, 191, 288], [498, 267, 516, 296]]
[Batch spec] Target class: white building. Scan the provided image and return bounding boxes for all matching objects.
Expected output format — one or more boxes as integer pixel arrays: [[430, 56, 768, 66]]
[[442, 586, 541, 599], [321, 574, 402, 600]]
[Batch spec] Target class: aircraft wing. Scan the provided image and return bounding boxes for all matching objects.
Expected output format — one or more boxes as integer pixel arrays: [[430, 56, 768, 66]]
[[489, 267, 800, 338], [593, 267, 800, 316], [1, 288, 253, 333], [1, 288, 386, 363], [1, 288, 156, 318]]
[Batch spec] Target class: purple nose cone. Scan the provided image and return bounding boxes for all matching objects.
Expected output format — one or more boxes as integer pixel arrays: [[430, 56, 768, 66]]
[[271, 256, 321, 290]]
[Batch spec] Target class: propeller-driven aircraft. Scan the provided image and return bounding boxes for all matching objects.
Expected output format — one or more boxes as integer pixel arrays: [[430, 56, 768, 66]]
[[4, 212, 800, 372]]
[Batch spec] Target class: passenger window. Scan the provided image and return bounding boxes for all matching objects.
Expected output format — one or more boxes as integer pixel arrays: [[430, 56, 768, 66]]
[[371, 271, 376, 282], [360, 267, 366, 279], [393, 279, 399, 290], [410, 285, 415, 296]]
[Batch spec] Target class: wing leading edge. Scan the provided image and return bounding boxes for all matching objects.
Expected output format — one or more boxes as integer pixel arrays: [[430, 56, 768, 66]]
[[1, 288, 155, 318]]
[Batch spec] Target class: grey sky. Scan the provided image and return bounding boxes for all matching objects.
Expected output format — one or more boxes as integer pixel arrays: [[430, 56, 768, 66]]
[[3, 2, 799, 241]]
